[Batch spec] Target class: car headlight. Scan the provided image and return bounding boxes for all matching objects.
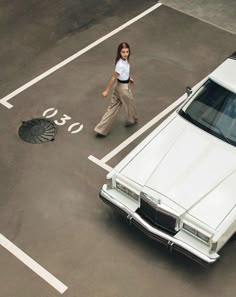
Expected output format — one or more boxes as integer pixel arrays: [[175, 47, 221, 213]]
[[183, 223, 195, 234], [183, 223, 210, 243], [116, 181, 139, 201], [196, 231, 210, 243]]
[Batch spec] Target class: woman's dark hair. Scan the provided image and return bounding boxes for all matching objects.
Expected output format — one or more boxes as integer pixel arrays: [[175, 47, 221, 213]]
[[115, 42, 131, 64]]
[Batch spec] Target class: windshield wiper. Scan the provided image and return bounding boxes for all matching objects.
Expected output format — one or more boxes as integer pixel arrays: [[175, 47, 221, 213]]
[[200, 116, 233, 145], [214, 125, 233, 145], [181, 111, 233, 145], [183, 111, 233, 145]]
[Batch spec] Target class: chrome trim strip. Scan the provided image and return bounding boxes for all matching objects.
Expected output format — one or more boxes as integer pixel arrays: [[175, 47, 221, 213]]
[[100, 188, 220, 265]]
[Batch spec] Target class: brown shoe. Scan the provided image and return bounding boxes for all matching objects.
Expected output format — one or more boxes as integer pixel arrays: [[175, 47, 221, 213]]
[[125, 120, 138, 127]]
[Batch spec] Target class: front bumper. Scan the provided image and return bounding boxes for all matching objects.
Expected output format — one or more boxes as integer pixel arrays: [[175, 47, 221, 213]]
[[100, 186, 220, 266]]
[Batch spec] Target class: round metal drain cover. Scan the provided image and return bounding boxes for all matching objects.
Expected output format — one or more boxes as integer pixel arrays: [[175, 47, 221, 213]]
[[18, 118, 57, 144]]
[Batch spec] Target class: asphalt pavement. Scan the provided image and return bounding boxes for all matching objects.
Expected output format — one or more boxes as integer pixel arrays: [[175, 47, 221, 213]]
[[0, 1, 236, 297]]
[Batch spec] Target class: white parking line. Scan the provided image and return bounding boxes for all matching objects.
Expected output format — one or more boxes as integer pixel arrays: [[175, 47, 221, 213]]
[[88, 155, 113, 172], [0, 2, 162, 109], [0, 233, 68, 294]]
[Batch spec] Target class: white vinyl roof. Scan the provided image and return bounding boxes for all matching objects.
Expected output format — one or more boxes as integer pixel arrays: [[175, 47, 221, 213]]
[[209, 58, 236, 94]]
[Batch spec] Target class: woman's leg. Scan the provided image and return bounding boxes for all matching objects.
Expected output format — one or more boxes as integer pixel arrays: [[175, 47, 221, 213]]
[[119, 85, 138, 125], [94, 88, 122, 136]]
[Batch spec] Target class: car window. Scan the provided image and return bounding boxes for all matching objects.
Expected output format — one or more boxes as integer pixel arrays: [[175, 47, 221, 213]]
[[179, 79, 236, 147]]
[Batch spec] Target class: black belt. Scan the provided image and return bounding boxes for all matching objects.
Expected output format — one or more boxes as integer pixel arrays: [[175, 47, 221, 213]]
[[117, 77, 130, 83]]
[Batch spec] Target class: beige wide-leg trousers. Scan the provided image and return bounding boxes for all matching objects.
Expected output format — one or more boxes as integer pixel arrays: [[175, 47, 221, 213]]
[[94, 82, 138, 136]]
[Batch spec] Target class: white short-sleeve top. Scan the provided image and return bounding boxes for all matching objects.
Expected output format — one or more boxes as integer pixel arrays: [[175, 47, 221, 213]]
[[115, 58, 130, 81]]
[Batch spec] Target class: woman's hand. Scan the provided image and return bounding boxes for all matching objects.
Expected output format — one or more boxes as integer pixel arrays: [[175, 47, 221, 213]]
[[102, 90, 109, 98], [130, 78, 135, 84], [102, 73, 118, 98]]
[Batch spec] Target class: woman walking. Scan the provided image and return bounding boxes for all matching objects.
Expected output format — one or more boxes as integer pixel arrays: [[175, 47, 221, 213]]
[[94, 42, 138, 137]]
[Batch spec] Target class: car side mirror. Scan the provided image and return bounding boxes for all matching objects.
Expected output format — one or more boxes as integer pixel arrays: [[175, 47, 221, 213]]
[[186, 86, 193, 97]]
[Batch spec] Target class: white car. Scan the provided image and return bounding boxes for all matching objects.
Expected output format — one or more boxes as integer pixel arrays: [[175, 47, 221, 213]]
[[99, 52, 236, 265]]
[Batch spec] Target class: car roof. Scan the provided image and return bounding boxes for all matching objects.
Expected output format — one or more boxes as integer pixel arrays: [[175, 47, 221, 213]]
[[209, 57, 236, 94]]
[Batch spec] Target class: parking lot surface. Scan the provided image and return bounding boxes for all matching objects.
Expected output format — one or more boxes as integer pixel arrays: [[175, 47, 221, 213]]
[[0, 1, 236, 297]]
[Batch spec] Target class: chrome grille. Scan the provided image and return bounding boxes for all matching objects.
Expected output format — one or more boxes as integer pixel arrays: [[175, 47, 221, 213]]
[[138, 199, 177, 234]]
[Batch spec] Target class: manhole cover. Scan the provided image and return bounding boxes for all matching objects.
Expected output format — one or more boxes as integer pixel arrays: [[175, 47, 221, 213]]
[[18, 118, 57, 144]]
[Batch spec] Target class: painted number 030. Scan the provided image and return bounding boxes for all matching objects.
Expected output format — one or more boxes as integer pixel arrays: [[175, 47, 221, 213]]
[[43, 108, 83, 134]]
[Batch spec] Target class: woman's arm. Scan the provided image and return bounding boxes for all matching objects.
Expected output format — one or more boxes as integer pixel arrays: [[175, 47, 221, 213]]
[[130, 77, 134, 84], [102, 72, 119, 97]]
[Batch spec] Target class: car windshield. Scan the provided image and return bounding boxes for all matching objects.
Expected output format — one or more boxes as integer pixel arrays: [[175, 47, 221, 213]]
[[179, 79, 236, 147]]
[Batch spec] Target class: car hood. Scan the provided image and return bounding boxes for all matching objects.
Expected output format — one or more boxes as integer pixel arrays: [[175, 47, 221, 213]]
[[121, 115, 236, 229]]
